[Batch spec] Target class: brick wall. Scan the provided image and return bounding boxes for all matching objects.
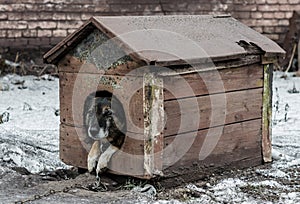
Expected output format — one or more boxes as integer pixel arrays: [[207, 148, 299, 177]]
[[0, 0, 299, 61]]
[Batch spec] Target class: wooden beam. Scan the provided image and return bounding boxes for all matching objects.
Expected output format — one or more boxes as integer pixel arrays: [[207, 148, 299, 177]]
[[262, 64, 273, 163], [297, 40, 300, 76], [143, 73, 164, 177]]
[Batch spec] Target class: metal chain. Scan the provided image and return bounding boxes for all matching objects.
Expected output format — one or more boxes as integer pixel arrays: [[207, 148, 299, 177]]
[[14, 183, 84, 204]]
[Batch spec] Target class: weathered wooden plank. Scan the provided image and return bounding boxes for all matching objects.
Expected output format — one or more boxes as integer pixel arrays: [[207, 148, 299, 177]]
[[143, 73, 164, 177], [163, 64, 263, 101], [60, 124, 90, 168], [161, 153, 262, 188], [163, 88, 263, 137], [262, 64, 273, 163], [162, 119, 262, 172], [298, 41, 300, 76], [58, 54, 142, 75], [59, 72, 144, 134], [60, 124, 145, 176]]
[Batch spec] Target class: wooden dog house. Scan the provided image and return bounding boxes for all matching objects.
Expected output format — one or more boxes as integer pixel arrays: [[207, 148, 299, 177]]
[[44, 15, 285, 183]]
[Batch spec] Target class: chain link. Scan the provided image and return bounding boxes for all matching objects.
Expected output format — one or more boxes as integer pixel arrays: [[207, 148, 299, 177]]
[[14, 178, 110, 203], [14, 184, 79, 204]]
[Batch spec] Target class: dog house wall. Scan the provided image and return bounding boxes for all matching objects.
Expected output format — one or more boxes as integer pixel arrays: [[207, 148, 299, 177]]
[[44, 15, 285, 182]]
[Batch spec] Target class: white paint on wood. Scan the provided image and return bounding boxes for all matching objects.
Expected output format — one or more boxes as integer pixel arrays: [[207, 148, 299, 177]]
[[143, 72, 164, 177]]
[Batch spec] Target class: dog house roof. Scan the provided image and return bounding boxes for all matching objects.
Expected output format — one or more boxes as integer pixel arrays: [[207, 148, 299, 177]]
[[44, 15, 285, 66]]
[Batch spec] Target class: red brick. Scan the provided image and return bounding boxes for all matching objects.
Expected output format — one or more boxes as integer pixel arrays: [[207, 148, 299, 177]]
[[7, 30, 22, 38], [66, 13, 82, 21], [0, 30, 6, 38], [0, 21, 27, 29], [256, 19, 278, 26], [39, 12, 62, 20], [278, 0, 289, 4], [11, 4, 27, 11], [279, 5, 294, 11], [37, 30, 52, 37], [255, 0, 266, 4], [0, 4, 13, 12], [28, 21, 57, 29], [264, 34, 279, 40], [278, 19, 289, 25], [274, 12, 286, 19], [288, 0, 300, 4], [53, 29, 67, 37], [53, 13, 66, 20], [251, 12, 263, 18], [234, 0, 256, 4], [285, 12, 293, 18], [22, 29, 37, 37], [7, 12, 23, 20], [258, 5, 279, 11], [263, 12, 275, 18], [0, 13, 8, 19], [57, 21, 83, 29], [263, 26, 275, 33], [23, 13, 40, 20], [266, 0, 279, 4]]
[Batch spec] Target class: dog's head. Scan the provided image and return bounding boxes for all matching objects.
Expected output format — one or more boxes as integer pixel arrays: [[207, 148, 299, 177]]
[[85, 97, 113, 140]]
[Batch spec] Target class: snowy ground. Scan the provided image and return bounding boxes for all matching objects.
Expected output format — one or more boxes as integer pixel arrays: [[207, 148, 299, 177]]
[[0, 72, 299, 203], [0, 75, 67, 173]]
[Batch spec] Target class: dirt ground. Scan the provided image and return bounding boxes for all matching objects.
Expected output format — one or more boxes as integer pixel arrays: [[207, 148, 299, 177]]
[[0, 162, 299, 204]]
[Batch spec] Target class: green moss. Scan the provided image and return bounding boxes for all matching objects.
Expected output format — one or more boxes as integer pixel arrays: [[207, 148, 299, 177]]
[[70, 29, 133, 70]]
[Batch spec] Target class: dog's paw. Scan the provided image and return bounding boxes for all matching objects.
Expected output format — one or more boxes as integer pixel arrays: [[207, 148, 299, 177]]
[[96, 156, 108, 175], [87, 154, 99, 173]]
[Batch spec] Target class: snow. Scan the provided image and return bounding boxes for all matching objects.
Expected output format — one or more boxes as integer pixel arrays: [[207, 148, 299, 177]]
[[0, 74, 67, 173], [0, 72, 299, 203]]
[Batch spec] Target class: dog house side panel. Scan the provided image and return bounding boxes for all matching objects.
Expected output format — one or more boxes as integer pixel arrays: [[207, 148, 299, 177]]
[[161, 119, 262, 186], [58, 48, 147, 176], [163, 63, 264, 137], [160, 62, 265, 181]]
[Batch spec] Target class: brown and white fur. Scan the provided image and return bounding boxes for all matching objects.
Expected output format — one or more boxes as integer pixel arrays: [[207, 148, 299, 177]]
[[83, 94, 125, 178]]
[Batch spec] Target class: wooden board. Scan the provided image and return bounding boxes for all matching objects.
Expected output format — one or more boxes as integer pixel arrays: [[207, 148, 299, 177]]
[[162, 119, 262, 182], [262, 64, 273, 162], [58, 54, 142, 75], [60, 124, 146, 177], [164, 88, 263, 136], [143, 73, 164, 177], [163, 64, 263, 101]]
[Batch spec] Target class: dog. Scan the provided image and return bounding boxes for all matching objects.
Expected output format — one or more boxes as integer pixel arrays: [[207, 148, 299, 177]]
[[83, 93, 126, 179]]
